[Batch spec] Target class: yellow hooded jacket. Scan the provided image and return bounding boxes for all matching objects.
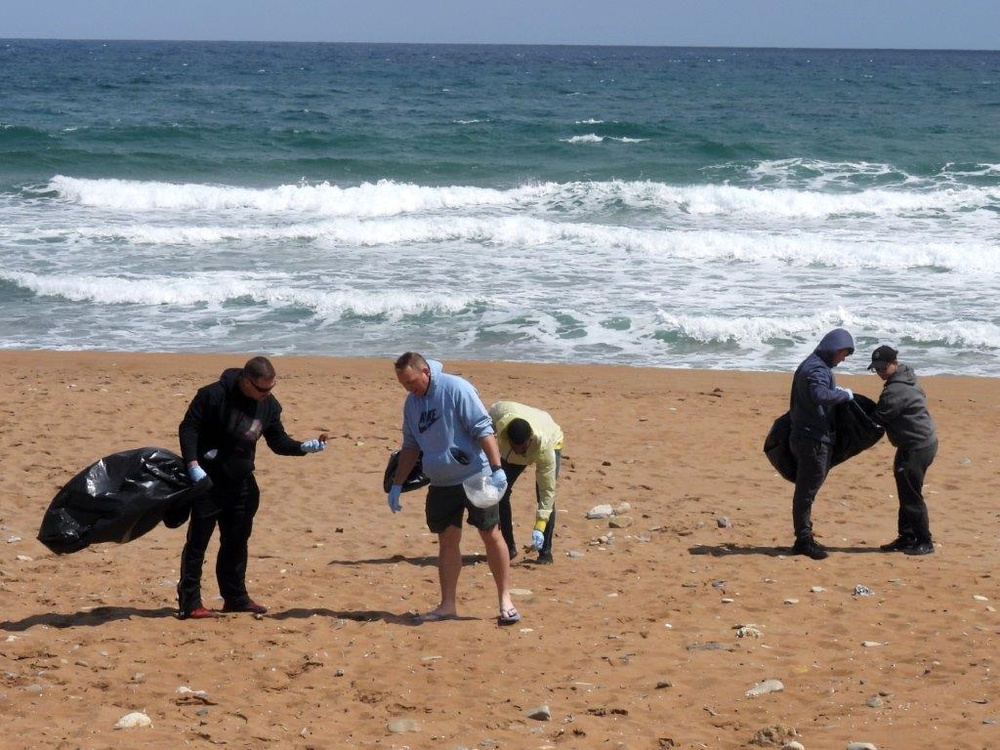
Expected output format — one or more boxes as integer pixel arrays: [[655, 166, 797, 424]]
[[489, 400, 564, 529]]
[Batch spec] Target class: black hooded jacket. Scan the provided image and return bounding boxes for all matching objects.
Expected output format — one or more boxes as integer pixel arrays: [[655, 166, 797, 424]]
[[179, 368, 304, 486], [789, 328, 855, 444]]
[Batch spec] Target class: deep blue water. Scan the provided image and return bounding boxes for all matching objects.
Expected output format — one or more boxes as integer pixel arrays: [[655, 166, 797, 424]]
[[2, 41, 999, 374]]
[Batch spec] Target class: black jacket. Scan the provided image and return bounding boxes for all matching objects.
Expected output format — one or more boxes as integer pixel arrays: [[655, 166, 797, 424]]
[[179, 368, 304, 486], [789, 328, 854, 444]]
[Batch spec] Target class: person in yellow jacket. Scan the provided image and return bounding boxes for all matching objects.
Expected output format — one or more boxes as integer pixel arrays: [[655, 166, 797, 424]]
[[489, 400, 564, 564]]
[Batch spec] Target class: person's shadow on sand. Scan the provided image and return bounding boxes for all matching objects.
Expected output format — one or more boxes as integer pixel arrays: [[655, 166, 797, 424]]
[[689, 544, 786, 557], [2, 555, 498, 631], [2, 605, 478, 631], [327, 553, 487, 567], [2, 605, 178, 631], [271, 608, 479, 626], [689, 543, 882, 557]]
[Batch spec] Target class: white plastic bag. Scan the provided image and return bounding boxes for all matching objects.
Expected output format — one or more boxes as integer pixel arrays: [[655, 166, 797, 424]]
[[462, 468, 506, 509]]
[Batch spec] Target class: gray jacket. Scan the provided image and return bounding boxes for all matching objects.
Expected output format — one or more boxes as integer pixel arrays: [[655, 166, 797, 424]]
[[873, 363, 937, 450]]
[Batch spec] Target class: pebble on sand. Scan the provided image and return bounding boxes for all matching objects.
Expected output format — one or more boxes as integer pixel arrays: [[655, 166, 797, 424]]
[[114, 712, 152, 729]]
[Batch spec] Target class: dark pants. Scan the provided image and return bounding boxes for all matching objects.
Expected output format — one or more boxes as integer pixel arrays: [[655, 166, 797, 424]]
[[498, 453, 559, 557], [790, 435, 832, 541], [177, 474, 260, 613], [893, 440, 937, 543]]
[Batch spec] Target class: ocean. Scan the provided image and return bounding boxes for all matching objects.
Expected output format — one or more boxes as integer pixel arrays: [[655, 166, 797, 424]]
[[2, 40, 998, 375]]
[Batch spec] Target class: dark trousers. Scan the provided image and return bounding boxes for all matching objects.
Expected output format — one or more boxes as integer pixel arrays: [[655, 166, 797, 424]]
[[177, 475, 260, 613], [790, 435, 832, 541], [893, 440, 937, 543], [499, 454, 559, 557]]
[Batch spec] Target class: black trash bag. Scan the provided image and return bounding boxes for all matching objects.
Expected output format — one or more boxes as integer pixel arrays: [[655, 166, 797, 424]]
[[37, 446, 212, 555], [763, 411, 797, 482], [764, 393, 885, 483], [832, 393, 885, 465], [382, 450, 430, 493]]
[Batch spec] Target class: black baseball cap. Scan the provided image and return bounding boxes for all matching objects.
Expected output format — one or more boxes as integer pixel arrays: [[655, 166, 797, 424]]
[[867, 345, 898, 371]]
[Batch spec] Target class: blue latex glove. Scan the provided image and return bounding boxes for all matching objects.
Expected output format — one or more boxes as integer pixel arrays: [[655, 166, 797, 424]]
[[532, 529, 545, 551], [387, 485, 403, 513], [836, 386, 854, 400], [188, 464, 207, 483], [301, 438, 325, 453], [488, 467, 508, 494]]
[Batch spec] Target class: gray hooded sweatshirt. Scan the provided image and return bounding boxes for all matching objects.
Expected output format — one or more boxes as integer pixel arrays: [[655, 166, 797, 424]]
[[873, 363, 937, 449]]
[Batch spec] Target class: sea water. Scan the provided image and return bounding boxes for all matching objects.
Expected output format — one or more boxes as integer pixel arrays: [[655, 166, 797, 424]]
[[2, 41, 998, 375]]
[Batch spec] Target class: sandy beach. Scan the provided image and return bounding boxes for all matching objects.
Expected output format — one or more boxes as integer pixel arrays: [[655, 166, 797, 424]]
[[1, 350, 998, 750]]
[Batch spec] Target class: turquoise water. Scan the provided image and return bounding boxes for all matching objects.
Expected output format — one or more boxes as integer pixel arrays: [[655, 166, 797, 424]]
[[2, 41, 999, 374]]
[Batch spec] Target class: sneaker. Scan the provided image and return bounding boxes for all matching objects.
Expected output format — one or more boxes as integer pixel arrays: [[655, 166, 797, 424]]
[[792, 536, 829, 560], [222, 600, 268, 615], [536, 552, 554, 564], [904, 541, 934, 556], [879, 536, 917, 552], [180, 606, 222, 620]]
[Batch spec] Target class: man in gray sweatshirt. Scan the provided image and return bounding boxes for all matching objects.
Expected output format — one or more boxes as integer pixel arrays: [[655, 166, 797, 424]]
[[868, 345, 938, 556]]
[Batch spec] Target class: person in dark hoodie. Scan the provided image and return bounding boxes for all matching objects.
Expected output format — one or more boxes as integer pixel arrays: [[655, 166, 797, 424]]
[[176, 356, 327, 620], [789, 328, 856, 560], [867, 345, 938, 556]]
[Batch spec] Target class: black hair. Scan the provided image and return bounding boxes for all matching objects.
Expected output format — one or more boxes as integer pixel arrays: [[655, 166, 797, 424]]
[[506, 418, 532, 445], [243, 356, 275, 380]]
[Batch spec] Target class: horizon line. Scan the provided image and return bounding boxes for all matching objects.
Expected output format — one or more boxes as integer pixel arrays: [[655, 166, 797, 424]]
[[2, 37, 997, 53]]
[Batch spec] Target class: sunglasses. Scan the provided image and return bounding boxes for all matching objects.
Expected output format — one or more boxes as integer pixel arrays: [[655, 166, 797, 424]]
[[246, 378, 274, 394]]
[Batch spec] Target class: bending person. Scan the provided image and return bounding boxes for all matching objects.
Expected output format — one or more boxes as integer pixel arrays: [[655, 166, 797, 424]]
[[868, 345, 938, 556], [490, 400, 563, 564], [386, 353, 520, 626]]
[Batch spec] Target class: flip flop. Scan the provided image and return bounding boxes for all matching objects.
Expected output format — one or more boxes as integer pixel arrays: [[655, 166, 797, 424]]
[[498, 606, 521, 626], [414, 610, 459, 623]]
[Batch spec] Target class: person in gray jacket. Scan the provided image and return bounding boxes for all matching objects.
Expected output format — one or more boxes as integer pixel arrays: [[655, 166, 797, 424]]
[[868, 345, 938, 556]]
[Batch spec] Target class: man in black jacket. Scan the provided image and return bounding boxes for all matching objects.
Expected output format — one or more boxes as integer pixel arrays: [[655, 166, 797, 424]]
[[177, 356, 326, 619], [868, 345, 938, 556]]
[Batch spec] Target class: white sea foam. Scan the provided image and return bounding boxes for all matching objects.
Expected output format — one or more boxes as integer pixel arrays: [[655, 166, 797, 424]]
[[46, 175, 996, 224], [3, 270, 476, 318], [3, 173, 997, 374], [48, 176, 527, 216]]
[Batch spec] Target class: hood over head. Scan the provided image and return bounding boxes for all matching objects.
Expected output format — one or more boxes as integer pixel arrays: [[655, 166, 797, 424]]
[[816, 328, 855, 355], [813, 328, 855, 367]]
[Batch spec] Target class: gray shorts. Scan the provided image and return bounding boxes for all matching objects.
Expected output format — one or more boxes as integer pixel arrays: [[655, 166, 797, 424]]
[[425, 483, 499, 533]]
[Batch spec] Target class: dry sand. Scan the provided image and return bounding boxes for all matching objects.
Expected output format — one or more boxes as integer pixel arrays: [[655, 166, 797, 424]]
[[1, 350, 999, 749]]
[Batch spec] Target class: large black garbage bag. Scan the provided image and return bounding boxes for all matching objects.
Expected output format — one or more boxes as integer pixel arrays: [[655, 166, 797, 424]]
[[763, 411, 797, 482], [764, 394, 885, 483], [37, 446, 211, 555], [382, 450, 430, 493], [832, 393, 886, 464]]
